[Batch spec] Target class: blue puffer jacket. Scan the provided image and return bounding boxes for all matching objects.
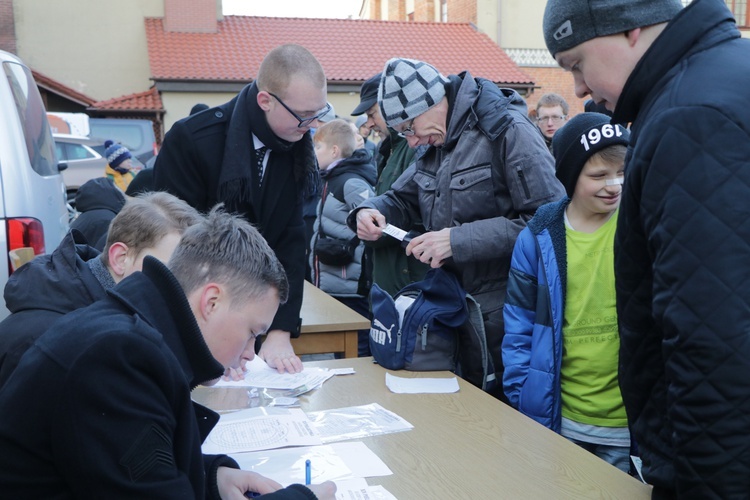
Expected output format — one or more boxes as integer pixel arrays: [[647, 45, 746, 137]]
[[502, 199, 568, 432]]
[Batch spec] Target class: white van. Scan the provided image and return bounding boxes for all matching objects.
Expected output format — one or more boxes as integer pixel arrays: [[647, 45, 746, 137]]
[[48, 112, 157, 166], [0, 50, 69, 319]]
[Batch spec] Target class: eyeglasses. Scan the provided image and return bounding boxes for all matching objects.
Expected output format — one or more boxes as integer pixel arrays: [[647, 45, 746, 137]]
[[397, 119, 416, 138], [268, 92, 332, 128], [536, 115, 567, 124]]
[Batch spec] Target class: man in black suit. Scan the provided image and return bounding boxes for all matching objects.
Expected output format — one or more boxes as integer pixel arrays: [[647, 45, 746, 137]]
[[154, 44, 330, 374]]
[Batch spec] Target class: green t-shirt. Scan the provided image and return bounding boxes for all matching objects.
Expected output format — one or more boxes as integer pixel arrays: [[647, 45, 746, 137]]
[[560, 211, 627, 427]]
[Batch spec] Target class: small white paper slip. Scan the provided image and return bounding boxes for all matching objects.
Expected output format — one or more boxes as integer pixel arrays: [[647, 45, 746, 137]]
[[268, 397, 299, 407], [330, 367, 356, 375], [385, 373, 460, 394], [336, 479, 398, 500], [382, 223, 407, 241]]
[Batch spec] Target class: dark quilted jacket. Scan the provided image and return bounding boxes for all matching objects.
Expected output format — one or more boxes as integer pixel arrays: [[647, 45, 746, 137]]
[[612, 0, 750, 497]]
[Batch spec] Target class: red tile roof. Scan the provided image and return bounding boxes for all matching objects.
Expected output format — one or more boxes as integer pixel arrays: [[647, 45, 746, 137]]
[[91, 87, 164, 112], [32, 69, 96, 107], [145, 16, 533, 86]]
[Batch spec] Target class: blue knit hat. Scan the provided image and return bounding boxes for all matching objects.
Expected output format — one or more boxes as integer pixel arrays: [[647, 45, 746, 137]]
[[104, 140, 132, 168]]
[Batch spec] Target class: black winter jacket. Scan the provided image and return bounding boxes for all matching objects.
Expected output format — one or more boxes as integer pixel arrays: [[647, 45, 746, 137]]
[[613, 0, 750, 497], [70, 177, 126, 250], [153, 85, 314, 336], [0, 230, 106, 389], [0, 257, 316, 500]]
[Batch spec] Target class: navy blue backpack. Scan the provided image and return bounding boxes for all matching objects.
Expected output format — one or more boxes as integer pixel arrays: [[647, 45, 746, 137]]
[[369, 268, 467, 372], [370, 267, 497, 392]]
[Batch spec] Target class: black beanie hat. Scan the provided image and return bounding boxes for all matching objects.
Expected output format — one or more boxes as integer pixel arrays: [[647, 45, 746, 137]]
[[552, 112, 630, 198]]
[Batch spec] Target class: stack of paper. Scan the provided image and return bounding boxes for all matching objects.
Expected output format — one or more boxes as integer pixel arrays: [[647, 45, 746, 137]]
[[213, 356, 334, 391]]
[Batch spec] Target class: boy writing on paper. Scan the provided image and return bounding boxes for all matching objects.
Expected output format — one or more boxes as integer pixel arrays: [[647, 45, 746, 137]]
[[0, 207, 335, 499], [502, 113, 631, 472]]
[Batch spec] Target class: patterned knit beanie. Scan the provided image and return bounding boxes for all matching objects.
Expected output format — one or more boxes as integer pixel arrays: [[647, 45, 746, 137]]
[[104, 140, 132, 168], [378, 58, 449, 127]]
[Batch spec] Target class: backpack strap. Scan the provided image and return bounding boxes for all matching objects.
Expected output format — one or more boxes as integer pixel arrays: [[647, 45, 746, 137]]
[[457, 293, 497, 392]]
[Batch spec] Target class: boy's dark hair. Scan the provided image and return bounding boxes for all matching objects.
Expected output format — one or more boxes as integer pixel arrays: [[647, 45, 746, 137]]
[[102, 192, 202, 267], [168, 206, 288, 305]]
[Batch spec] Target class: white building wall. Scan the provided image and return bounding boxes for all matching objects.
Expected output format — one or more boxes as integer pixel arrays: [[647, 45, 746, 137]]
[[13, 0, 163, 100]]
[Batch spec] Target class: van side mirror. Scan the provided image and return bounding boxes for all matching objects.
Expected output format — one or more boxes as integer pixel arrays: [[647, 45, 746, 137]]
[[57, 162, 68, 172]]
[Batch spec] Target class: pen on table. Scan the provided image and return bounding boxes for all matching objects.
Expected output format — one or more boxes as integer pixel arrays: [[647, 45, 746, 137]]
[[305, 459, 311, 485]]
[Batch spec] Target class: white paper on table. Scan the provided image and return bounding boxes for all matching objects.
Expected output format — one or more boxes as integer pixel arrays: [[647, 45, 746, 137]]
[[335, 478, 398, 500], [202, 407, 321, 454], [306, 403, 413, 443], [385, 372, 460, 394], [329, 367, 356, 375], [230, 442, 392, 485], [213, 356, 335, 389]]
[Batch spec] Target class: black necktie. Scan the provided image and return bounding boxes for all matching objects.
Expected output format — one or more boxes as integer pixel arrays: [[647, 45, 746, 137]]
[[255, 146, 267, 187]]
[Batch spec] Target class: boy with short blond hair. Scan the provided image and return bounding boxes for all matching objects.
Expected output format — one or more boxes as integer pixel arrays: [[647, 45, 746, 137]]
[[503, 112, 631, 471], [0, 192, 203, 388], [311, 119, 376, 356], [313, 119, 357, 159]]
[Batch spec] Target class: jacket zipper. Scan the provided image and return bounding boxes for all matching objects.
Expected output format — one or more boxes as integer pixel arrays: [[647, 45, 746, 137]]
[[517, 167, 531, 198]]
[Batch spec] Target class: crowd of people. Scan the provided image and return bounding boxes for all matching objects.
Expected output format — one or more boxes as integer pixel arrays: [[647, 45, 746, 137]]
[[0, 0, 748, 497]]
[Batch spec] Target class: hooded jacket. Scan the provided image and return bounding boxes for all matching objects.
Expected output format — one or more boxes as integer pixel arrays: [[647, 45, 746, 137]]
[[70, 177, 126, 251], [612, 0, 750, 496], [0, 230, 106, 388], [503, 199, 568, 431], [311, 149, 376, 297]]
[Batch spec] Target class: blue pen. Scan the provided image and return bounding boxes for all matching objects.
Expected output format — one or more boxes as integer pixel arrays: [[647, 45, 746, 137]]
[[305, 459, 311, 485]]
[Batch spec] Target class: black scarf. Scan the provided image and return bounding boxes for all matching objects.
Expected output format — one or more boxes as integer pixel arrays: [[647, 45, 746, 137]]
[[218, 82, 319, 205]]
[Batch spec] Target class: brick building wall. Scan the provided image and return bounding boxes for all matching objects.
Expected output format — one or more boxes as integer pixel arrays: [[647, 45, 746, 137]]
[[0, 0, 16, 54], [522, 67, 586, 119], [448, 0, 476, 23], [370, 0, 383, 20], [387, 0, 407, 20], [413, 0, 436, 22]]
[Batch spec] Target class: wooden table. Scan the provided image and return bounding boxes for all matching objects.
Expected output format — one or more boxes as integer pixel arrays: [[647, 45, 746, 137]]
[[291, 281, 370, 358], [193, 357, 652, 499]]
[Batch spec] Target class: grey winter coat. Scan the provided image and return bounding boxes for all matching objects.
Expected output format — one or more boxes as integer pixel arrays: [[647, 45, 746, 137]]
[[349, 72, 565, 392], [311, 150, 376, 297]]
